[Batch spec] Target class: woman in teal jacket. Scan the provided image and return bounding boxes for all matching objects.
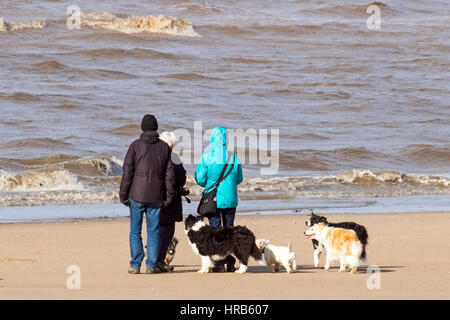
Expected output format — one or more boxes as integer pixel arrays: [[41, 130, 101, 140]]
[[195, 126, 243, 271]]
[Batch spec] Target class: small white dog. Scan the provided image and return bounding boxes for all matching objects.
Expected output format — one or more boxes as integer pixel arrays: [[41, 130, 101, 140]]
[[255, 239, 297, 273]]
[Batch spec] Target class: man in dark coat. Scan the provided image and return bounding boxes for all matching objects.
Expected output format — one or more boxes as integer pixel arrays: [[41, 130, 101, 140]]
[[157, 131, 187, 271], [119, 114, 175, 274]]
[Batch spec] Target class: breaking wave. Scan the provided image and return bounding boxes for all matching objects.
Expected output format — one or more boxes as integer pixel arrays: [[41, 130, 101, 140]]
[[0, 169, 84, 192], [184, 170, 449, 195], [0, 12, 199, 37], [0, 190, 119, 207], [0, 17, 46, 32], [333, 169, 449, 187], [80, 11, 200, 37], [0, 153, 448, 207]]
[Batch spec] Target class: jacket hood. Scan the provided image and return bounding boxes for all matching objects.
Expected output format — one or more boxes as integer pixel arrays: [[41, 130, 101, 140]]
[[140, 131, 160, 144], [210, 127, 227, 149]]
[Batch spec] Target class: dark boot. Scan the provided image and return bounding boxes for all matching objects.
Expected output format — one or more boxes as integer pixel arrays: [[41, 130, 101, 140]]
[[157, 262, 174, 273]]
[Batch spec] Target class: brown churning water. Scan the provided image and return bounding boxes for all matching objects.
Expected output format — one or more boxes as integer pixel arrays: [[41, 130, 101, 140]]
[[0, 0, 448, 208]]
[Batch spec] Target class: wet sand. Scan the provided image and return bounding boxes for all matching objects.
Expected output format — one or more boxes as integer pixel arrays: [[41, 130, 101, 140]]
[[0, 212, 449, 299]]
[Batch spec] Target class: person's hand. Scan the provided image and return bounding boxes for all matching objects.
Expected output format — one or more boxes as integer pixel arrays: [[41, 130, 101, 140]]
[[121, 199, 130, 207]]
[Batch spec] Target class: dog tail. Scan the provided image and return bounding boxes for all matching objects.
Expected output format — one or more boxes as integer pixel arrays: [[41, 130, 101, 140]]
[[251, 241, 266, 265], [288, 241, 293, 252], [360, 242, 367, 261], [355, 225, 368, 261], [354, 225, 368, 246]]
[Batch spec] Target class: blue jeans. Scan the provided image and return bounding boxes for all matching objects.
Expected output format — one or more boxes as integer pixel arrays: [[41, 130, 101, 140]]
[[129, 199, 161, 269], [157, 222, 175, 263], [208, 207, 236, 228]]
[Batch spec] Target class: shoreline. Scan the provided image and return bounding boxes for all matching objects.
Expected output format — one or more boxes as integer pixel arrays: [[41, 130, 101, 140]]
[[1, 211, 449, 299], [1, 193, 449, 223], [0, 210, 449, 225]]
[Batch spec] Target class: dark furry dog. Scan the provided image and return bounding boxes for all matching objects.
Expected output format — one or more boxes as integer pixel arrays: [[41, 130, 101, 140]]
[[305, 212, 368, 267], [184, 214, 264, 273], [164, 237, 178, 266]]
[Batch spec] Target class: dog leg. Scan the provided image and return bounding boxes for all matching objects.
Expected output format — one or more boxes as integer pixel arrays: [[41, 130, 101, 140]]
[[313, 248, 322, 267], [346, 256, 359, 274], [339, 261, 347, 272], [349, 259, 358, 274], [283, 263, 292, 273], [324, 254, 331, 270], [267, 263, 274, 273], [198, 256, 212, 273], [291, 261, 297, 273], [235, 263, 248, 274]]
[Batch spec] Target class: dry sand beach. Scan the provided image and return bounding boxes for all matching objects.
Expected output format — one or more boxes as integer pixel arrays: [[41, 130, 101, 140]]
[[0, 212, 449, 300]]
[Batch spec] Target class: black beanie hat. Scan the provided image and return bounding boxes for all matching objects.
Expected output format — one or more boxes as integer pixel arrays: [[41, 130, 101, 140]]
[[141, 114, 158, 131]]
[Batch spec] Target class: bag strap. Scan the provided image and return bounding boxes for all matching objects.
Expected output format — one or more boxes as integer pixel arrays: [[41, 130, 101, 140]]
[[204, 153, 234, 193]]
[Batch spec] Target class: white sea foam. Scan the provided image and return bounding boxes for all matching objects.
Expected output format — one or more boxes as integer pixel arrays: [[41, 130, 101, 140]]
[[0, 169, 84, 192], [0, 17, 46, 32], [334, 169, 449, 187], [0, 162, 448, 207], [80, 11, 200, 37], [335, 169, 404, 183]]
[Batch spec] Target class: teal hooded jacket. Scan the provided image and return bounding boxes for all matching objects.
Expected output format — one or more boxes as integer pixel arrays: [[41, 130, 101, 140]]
[[195, 127, 243, 209]]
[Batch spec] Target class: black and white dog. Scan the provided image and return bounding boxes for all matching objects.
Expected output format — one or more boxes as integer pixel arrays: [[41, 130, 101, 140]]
[[305, 212, 368, 267], [184, 214, 264, 274]]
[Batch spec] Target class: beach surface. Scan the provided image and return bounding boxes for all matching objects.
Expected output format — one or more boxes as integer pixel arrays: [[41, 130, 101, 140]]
[[0, 212, 449, 300]]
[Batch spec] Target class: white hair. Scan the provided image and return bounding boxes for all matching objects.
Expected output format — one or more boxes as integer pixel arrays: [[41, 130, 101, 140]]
[[160, 131, 177, 147]]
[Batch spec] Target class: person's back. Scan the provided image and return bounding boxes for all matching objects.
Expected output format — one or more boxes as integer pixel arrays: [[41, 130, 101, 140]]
[[195, 126, 243, 272], [195, 126, 243, 213], [120, 114, 175, 274], [120, 130, 174, 206]]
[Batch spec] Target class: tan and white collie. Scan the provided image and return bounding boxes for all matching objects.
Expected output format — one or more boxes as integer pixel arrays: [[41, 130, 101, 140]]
[[304, 223, 364, 273]]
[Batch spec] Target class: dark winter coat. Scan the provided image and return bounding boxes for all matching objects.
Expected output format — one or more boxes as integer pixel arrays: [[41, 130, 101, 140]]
[[119, 131, 175, 207], [160, 153, 186, 225]]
